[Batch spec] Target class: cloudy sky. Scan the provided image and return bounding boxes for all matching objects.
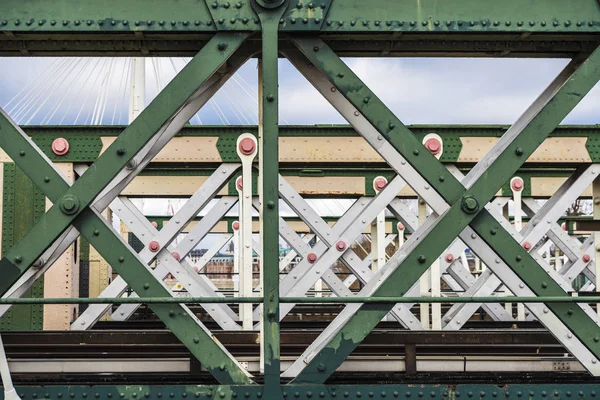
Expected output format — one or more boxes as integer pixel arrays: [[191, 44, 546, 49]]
[[0, 56, 598, 126]]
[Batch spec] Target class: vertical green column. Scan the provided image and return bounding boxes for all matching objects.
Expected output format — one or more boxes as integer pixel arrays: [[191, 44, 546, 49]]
[[0, 163, 45, 330], [254, 0, 287, 392]]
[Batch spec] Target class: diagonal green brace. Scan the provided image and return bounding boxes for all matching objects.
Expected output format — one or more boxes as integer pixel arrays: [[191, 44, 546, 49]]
[[0, 32, 249, 297], [0, 33, 254, 385], [0, 120, 254, 384], [289, 38, 600, 383]]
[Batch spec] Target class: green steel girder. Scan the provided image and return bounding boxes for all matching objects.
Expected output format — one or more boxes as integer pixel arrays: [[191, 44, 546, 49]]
[[288, 38, 600, 383], [0, 0, 598, 34], [15, 124, 600, 163], [5, 384, 600, 400]]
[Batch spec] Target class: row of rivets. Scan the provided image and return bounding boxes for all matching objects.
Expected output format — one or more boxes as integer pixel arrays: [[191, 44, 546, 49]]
[[2, 19, 595, 27], [16, 390, 600, 399]]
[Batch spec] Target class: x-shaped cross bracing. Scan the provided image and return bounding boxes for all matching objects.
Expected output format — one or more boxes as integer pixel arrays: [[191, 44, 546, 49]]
[[442, 165, 600, 329], [0, 33, 254, 385], [281, 39, 600, 381]]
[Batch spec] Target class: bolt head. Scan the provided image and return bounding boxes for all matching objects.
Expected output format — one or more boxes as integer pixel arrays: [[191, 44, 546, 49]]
[[51, 138, 70, 155], [424, 138, 442, 155], [445, 254, 454, 263], [172, 252, 181, 261], [522, 242, 532, 251], [59, 194, 80, 215], [307, 253, 318, 263], [562, 222, 567, 231], [461, 196, 479, 214], [232, 221, 240, 230], [149, 241, 160, 252], [397, 223, 405, 231], [236, 177, 243, 190], [583, 254, 591, 263], [336, 241, 347, 252], [238, 137, 256, 155], [151, 221, 159, 228], [374, 177, 387, 191], [511, 178, 524, 192]]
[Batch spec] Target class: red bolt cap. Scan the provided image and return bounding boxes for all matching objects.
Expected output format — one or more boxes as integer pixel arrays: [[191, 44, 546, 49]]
[[397, 223, 405, 231], [307, 253, 318, 263], [511, 178, 524, 192], [172, 252, 181, 261], [374, 177, 387, 191], [562, 222, 567, 231], [151, 221, 158, 228], [445, 254, 454, 263], [583, 254, 592, 263], [424, 138, 442, 155], [336, 241, 347, 252], [239, 137, 256, 155], [193, 266, 199, 273], [236, 177, 243, 190], [148, 240, 160, 252], [523, 242, 532, 251], [232, 221, 240, 230], [51, 138, 70, 156]]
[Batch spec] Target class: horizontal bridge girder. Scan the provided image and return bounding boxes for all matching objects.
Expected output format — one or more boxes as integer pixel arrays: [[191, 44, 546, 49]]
[[5, 125, 600, 164], [0, 1, 598, 36]]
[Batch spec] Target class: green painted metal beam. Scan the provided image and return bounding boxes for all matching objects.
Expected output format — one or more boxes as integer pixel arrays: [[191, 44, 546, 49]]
[[254, 0, 288, 391], [289, 38, 600, 383], [3, 296, 600, 304], [5, 384, 600, 400], [0, 0, 598, 34], [12, 124, 600, 164]]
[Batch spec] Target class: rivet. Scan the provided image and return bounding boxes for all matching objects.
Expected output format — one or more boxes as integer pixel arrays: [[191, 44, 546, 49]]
[[143, 283, 150, 289], [119, 256, 125, 262], [515, 148, 524, 156], [516, 255, 522, 262], [418, 255, 426, 264], [93, 229, 100, 236]]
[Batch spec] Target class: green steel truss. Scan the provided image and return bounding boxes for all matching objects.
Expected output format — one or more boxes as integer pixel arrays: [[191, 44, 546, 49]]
[[0, 0, 600, 398]]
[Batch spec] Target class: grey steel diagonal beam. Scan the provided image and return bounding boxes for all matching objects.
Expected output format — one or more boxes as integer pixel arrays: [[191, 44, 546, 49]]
[[286, 39, 600, 382], [274, 196, 421, 328], [0, 33, 249, 297], [72, 192, 240, 330], [386, 200, 513, 323], [107, 196, 240, 327], [444, 165, 600, 328]]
